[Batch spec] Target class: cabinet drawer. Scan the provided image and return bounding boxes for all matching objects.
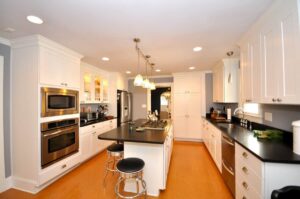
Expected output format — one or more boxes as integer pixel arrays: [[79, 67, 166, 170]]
[[236, 181, 262, 199], [236, 168, 262, 197], [235, 143, 263, 178], [38, 152, 81, 185]]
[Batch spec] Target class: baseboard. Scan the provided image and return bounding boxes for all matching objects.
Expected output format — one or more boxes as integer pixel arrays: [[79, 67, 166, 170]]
[[0, 176, 13, 193], [174, 138, 203, 142], [12, 176, 40, 194]]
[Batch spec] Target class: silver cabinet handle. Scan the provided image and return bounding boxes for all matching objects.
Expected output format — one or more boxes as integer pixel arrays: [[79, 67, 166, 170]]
[[242, 166, 248, 174], [222, 135, 234, 146], [272, 98, 276, 102], [242, 152, 248, 158], [277, 98, 282, 102], [228, 73, 231, 83], [222, 161, 234, 176], [242, 181, 249, 190]]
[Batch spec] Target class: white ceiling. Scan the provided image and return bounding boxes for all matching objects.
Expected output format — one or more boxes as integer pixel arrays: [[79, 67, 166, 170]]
[[0, 0, 272, 76]]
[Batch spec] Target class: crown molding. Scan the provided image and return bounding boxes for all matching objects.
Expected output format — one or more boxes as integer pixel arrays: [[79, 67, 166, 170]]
[[0, 37, 11, 46]]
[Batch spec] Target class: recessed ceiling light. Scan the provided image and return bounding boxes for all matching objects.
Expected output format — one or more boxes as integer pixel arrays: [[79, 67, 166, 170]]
[[101, 57, 110, 61], [189, 66, 196, 70], [193, 46, 202, 52], [126, 71, 131, 74], [26, 15, 43, 24], [155, 69, 161, 72]]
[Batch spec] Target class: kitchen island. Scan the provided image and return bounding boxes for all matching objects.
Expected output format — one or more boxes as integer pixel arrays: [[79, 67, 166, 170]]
[[98, 119, 173, 197]]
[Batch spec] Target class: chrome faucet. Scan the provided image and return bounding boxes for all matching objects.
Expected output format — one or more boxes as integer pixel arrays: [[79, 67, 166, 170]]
[[233, 107, 245, 119]]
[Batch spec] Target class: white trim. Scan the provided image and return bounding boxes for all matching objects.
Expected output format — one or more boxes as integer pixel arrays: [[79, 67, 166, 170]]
[[0, 37, 11, 46], [128, 75, 173, 79], [0, 176, 12, 193], [0, 56, 5, 192], [174, 138, 203, 142]]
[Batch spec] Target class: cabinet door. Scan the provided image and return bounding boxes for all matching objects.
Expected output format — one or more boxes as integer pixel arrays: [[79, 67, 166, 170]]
[[80, 132, 92, 162], [240, 43, 253, 103], [173, 116, 188, 139], [261, 21, 282, 103], [102, 79, 109, 102], [214, 129, 222, 172], [39, 47, 80, 89], [173, 75, 188, 94], [278, 9, 300, 103], [250, 34, 262, 103], [173, 93, 188, 117], [213, 63, 224, 102]]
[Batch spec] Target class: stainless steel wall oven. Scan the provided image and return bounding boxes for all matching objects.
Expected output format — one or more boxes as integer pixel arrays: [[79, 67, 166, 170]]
[[41, 118, 79, 168], [41, 87, 79, 117]]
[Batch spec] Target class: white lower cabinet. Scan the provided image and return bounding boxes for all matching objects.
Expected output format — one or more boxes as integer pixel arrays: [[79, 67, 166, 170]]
[[80, 119, 116, 162], [202, 119, 222, 172], [235, 143, 300, 199]]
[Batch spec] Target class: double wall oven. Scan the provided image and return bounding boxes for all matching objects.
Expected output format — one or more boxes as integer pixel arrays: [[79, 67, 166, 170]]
[[41, 118, 79, 168], [41, 87, 80, 168]]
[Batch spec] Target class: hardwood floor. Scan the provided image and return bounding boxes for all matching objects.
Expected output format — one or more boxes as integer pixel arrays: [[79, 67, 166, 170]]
[[0, 142, 233, 199]]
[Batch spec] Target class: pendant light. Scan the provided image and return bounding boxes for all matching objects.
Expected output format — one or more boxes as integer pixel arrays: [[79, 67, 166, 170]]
[[143, 55, 151, 89], [150, 63, 156, 90], [133, 38, 144, 86]]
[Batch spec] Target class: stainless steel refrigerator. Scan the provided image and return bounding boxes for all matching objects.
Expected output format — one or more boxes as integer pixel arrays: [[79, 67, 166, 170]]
[[117, 90, 132, 126]]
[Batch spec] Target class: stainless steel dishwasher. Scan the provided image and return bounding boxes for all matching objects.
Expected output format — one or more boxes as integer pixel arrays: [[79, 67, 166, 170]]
[[221, 133, 235, 196]]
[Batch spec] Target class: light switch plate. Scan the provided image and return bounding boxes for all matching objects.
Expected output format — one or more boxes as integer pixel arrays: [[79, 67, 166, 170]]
[[265, 112, 272, 122]]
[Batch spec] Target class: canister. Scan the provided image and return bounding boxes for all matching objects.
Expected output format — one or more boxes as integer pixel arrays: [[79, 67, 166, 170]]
[[292, 120, 300, 155]]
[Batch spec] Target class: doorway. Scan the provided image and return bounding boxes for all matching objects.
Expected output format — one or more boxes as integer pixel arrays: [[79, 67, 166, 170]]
[[150, 87, 171, 119]]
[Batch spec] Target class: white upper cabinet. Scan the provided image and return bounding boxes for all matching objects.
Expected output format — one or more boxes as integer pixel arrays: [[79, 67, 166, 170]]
[[39, 47, 81, 89], [240, 33, 262, 103], [213, 58, 239, 103], [240, 0, 300, 104], [173, 73, 202, 94], [80, 63, 110, 104]]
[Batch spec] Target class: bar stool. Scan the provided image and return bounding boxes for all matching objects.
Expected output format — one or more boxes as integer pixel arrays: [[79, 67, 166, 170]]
[[115, 158, 147, 198], [103, 143, 124, 184]]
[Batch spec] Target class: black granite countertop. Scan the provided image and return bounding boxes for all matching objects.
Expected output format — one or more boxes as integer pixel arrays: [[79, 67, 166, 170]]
[[98, 119, 171, 144], [80, 117, 116, 127], [204, 117, 300, 164]]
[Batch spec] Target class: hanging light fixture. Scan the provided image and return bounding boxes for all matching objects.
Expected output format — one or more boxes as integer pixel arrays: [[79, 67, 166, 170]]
[[143, 55, 151, 89], [150, 63, 156, 90], [133, 38, 144, 86]]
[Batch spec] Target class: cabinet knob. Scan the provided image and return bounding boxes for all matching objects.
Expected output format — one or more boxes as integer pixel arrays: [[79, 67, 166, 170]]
[[65, 83, 68, 86], [245, 99, 252, 103], [242, 196, 247, 199], [277, 98, 282, 102], [242, 166, 248, 174], [242, 152, 248, 158], [92, 132, 96, 135], [61, 164, 67, 169], [272, 98, 276, 102], [92, 125, 95, 128], [61, 83, 65, 86], [242, 181, 249, 190]]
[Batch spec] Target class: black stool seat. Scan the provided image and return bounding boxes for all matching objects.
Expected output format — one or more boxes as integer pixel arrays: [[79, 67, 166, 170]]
[[117, 158, 145, 173], [107, 143, 124, 152]]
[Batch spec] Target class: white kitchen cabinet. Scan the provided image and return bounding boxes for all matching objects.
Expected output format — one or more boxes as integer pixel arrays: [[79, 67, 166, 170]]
[[80, 62, 110, 104], [240, 0, 300, 105], [213, 58, 239, 103], [80, 119, 116, 162], [202, 119, 222, 172], [173, 72, 202, 94], [39, 46, 81, 89], [240, 32, 262, 104], [173, 92, 202, 140], [173, 72, 205, 140]]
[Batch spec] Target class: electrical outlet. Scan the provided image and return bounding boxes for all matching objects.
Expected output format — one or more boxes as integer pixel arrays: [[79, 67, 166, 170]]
[[265, 112, 272, 122], [141, 104, 147, 108]]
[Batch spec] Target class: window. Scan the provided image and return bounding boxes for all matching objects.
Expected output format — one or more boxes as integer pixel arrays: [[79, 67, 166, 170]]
[[243, 103, 261, 117], [160, 96, 168, 106]]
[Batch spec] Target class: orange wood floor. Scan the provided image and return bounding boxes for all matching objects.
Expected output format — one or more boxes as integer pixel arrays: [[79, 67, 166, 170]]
[[0, 142, 233, 199]]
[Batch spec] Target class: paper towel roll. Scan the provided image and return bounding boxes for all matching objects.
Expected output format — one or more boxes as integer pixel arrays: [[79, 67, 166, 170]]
[[227, 108, 232, 121], [292, 120, 300, 155]]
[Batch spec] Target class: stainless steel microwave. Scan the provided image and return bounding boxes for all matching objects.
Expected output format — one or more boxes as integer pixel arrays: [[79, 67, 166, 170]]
[[41, 87, 79, 117]]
